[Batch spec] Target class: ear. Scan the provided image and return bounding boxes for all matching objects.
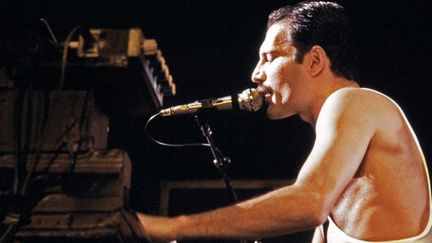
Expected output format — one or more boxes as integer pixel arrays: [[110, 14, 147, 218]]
[[306, 45, 328, 77]]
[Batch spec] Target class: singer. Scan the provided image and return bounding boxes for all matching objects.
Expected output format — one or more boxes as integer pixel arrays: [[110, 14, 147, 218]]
[[137, 1, 431, 242]]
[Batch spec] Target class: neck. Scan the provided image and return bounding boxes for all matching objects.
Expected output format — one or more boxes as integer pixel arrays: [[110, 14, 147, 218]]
[[298, 77, 359, 127]]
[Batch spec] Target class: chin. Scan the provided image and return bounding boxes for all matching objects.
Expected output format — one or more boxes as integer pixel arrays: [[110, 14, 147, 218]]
[[266, 107, 292, 120]]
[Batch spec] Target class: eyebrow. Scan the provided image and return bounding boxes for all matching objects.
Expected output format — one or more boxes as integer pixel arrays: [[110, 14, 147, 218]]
[[260, 42, 292, 53], [260, 42, 292, 56]]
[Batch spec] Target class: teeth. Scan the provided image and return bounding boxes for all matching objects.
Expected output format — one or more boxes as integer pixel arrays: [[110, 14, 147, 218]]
[[256, 86, 267, 93]]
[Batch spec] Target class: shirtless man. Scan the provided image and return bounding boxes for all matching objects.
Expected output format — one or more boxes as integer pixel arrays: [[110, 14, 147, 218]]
[[137, 2, 432, 242]]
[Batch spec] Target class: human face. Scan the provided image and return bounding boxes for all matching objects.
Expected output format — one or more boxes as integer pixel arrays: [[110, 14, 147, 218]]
[[251, 24, 306, 120]]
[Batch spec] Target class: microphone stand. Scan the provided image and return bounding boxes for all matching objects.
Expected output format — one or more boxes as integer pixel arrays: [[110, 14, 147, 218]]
[[193, 114, 262, 243], [193, 114, 238, 202]]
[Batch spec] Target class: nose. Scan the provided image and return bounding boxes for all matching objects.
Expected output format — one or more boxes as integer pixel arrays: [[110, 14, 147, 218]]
[[251, 64, 266, 84]]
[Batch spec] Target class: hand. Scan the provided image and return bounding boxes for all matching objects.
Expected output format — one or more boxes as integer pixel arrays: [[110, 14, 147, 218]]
[[136, 213, 178, 243]]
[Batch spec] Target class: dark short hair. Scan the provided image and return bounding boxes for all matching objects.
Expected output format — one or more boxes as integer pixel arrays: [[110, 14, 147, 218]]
[[268, 1, 357, 80]]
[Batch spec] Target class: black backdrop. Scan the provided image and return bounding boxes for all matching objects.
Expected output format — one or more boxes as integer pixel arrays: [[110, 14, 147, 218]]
[[1, 0, 432, 240]]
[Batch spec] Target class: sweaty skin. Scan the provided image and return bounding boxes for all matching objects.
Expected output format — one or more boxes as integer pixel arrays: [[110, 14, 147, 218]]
[[137, 23, 430, 243]]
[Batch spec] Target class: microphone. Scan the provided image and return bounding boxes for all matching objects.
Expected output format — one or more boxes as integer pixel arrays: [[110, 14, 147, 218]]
[[159, 88, 263, 116]]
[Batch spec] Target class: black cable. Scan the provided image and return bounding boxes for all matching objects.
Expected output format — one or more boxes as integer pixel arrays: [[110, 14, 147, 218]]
[[12, 90, 25, 195], [28, 91, 50, 161], [39, 18, 59, 46], [20, 143, 68, 194], [19, 91, 53, 196], [0, 222, 17, 243], [20, 91, 33, 194], [38, 142, 66, 175], [38, 91, 90, 187], [1, 91, 90, 242], [144, 113, 210, 148], [18, 27, 78, 193], [59, 25, 80, 90], [63, 91, 90, 173], [2, 89, 37, 243], [44, 151, 79, 187]]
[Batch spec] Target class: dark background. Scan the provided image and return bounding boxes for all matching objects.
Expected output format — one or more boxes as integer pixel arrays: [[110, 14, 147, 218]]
[[1, 0, 431, 241]]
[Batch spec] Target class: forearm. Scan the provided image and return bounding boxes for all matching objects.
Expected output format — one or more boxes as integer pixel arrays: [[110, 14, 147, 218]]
[[174, 185, 325, 240]]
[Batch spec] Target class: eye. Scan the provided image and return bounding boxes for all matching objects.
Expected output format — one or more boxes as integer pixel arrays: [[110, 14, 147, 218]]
[[266, 54, 273, 62], [265, 53, 275, 62]]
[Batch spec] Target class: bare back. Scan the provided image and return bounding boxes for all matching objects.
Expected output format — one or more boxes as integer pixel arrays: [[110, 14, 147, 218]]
[[330, 88, 430, 241]]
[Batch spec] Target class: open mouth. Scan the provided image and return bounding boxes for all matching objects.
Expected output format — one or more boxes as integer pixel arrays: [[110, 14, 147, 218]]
[[264, 93, 272, 103], [257, 85, 271, 95], [257, 86, 272, 105]]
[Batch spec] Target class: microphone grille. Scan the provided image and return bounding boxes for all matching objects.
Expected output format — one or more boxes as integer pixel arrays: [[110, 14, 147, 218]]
[[238, 88, 263, 112]]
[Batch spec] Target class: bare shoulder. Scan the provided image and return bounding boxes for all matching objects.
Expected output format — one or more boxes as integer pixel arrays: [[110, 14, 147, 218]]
[[327, 87, 397, 108], [322, 87, 400, 118], [317, 87, 403, 133]]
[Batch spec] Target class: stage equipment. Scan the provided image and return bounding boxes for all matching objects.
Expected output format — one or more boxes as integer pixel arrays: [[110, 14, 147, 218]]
[[67, 27, 176, 109], [0, 26, 170, 242], [0, 150, 147, 242]]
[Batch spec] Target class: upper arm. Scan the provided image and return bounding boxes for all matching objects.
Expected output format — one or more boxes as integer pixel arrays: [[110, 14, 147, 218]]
[[296, 89, 377, 214]]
